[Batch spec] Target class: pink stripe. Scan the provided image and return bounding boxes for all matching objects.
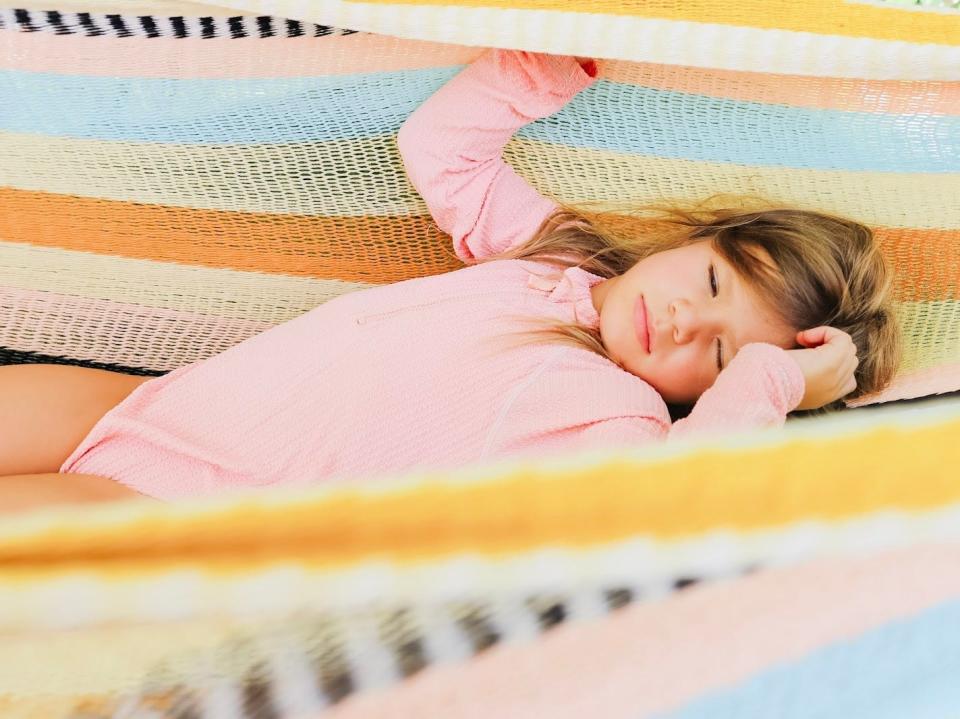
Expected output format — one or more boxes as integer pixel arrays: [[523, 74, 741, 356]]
[[0, 30, 481, 79], [4, 30, 956, 116], [848, 362, 960, 406], [325, 545, 960, 719], [0, 286, 272, 370], [602, 60, 960, 116]]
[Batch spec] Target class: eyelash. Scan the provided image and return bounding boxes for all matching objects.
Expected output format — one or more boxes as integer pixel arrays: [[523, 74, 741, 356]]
[[709, 265, 723, 372]]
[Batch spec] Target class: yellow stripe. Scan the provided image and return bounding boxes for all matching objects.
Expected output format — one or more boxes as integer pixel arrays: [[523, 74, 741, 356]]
[[349, 0, 959, 45], [2, 402, 959, 574]]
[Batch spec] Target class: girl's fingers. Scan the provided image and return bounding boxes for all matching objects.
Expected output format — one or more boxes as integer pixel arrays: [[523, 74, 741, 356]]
[[798, 325, 851, 349], [797, 327, 828, 347]]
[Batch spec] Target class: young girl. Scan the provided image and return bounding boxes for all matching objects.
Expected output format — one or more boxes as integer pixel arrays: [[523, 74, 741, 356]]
[[0, 50, 899, 512]]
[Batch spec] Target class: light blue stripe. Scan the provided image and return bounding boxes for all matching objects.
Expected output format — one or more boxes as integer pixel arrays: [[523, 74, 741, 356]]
[[529, 84, 960, 173], [656, 598, 960, 719], [1, 67, 957, 172], [0, 67, 459, 144]]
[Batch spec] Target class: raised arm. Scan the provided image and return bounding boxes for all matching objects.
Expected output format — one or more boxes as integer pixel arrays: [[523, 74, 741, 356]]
[[397, 49, 598, 262]]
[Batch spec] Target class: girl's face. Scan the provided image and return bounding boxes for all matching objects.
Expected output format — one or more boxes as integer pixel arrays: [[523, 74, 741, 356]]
[[590, 240, 797, 404]]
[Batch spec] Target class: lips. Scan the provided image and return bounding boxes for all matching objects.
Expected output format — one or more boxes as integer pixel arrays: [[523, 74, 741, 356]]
[[634, 294, 651, 353]]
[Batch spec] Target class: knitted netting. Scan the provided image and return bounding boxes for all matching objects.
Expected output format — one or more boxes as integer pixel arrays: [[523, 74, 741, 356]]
[[0, 1, 959, 717], [0, 0, 957, 405]]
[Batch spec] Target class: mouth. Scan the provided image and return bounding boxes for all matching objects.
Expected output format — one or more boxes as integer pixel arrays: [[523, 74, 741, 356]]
[[634, 294, 651, 353]]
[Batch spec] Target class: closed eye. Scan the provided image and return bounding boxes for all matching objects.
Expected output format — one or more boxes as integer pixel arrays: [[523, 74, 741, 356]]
[[709, 264, 723, 371]]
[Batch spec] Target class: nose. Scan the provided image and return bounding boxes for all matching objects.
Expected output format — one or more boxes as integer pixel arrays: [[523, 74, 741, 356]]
[[669, 299, 717, 345]]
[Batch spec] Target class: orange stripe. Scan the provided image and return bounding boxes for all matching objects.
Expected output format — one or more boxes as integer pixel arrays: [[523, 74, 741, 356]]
[[1, 189, 956, 302], [605, 61, 960, 116], [875, 227, 960, 304], [0, 188, 463, 283]]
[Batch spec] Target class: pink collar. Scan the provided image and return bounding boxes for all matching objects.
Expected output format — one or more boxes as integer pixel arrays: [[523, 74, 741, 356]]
[[526, 265, 605, 328]]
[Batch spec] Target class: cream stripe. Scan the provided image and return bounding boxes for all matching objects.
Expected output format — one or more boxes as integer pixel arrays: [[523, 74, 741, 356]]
[[222, 0, 960, 80], [0, 132, 418, 218], [897, 300, 960, 372], [3, 132, 957, 230], [0, 243, 371, 323], [505, 140, 960, 231]]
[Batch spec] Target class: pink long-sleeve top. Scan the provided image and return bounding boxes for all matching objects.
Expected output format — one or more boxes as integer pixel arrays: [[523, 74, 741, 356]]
[[61, 50, 804, 500]]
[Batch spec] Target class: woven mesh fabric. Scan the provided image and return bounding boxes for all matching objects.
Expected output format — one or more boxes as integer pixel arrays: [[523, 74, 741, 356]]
[[0, 4, 958, 405], [1, 396, 960, 715], [1, 5, 959, 716]]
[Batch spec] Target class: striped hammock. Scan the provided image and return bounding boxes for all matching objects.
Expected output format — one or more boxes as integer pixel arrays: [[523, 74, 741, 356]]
[[0, 0, 958, 717]]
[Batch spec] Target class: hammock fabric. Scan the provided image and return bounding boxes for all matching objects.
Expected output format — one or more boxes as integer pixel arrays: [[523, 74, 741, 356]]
[[1, 398, 960, 717], [0, 0, 959, 716], [0, 0, 957, 403]]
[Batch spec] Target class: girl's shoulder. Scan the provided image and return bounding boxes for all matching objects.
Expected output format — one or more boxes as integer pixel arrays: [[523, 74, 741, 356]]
[[531, 344, 670, 419]]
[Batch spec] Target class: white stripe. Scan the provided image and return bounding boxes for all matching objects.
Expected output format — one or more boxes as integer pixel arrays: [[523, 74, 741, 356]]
[[265, 639, 327, 715], [564, 589, 611, 624], [409, 603, 475, 666], [131, 570, 205, 623], [487, 596, 543, 646], [218, 0, 960, 80], [338, 615, 401, 693], [203, 678, 246, 719]]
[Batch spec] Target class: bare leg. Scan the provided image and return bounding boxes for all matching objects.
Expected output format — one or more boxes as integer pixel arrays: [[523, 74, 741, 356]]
[[0, 364, 150, 476], [0, 472, 150, 514]]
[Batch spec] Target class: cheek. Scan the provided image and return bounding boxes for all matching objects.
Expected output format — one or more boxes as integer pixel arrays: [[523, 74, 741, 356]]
[[639, 350, 711, 403]]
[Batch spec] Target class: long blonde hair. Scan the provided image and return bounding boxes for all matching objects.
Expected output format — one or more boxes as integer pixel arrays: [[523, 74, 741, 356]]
[[484, 196, 901, 406]]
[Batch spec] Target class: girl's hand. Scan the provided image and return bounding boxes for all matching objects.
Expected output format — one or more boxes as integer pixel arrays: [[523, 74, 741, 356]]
[[784, 326, 859, 410]]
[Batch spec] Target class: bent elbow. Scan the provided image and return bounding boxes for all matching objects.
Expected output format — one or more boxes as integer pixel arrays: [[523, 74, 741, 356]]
[[396, 116, 424, 164]]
